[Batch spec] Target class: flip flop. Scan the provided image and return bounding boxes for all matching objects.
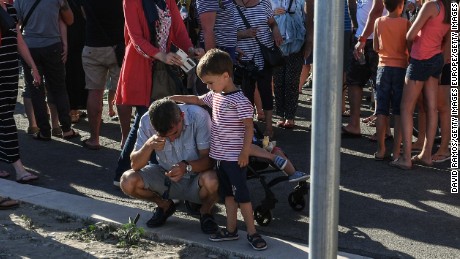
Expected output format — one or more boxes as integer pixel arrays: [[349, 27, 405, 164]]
[[16, 173, 39, 184], [82, 139, 101, 150], [63, 129, 80, 140], [0, 197, 19, 210], [0, 170, 10, 178], [341, 126, 362, 138], [389, 159, 412, 170], [432, 154, 451, 163], [374, 152, 391, 161], [411, 155, 433, 167], [33, 132, 51, 141]]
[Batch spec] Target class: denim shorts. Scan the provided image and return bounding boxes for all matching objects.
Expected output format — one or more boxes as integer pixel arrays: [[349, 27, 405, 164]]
[[375, 66, 406, 116], [406, 53, 443, 81], [346, 38, 379, 87], [216, 160, 250, 203]]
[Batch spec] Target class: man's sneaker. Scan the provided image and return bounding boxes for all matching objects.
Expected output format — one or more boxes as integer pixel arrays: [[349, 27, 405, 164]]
[[274, 156, 288, 170], [288, 171, 310, 182]]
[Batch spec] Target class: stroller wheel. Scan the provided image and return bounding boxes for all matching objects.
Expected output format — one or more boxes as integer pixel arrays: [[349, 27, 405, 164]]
[[184, 200, 201, 216], [254, 206, 272, 226], [288, 192, 306, 211]]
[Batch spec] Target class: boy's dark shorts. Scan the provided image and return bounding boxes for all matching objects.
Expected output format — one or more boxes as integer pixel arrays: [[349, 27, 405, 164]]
[[345, 38, 379, 87], [376, 66, 406, 116], [440, 63, 451, 86], [406, 53, 443, 81], [216, 160, 250, 203]]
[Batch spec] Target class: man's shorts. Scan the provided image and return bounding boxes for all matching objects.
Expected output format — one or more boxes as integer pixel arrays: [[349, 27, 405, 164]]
[[376, 66, 406, 116], [138, 164, 202, 204], [216, 160, 250, 203], [82, 46, 120, 90], [406, 53, 443, 82], [345, 38, 379, 87], [440, 63, 451, 86], [343, 30, 352, 73]]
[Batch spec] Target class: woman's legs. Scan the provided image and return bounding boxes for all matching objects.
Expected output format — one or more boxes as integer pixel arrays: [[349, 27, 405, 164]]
[[432, 84, 451, 161]]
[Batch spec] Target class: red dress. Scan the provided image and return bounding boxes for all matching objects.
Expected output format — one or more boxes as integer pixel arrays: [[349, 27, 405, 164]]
[[115, 0, 192, 107]]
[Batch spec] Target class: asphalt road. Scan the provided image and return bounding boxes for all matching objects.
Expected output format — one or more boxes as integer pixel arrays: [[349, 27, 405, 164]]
[[3, 85, 459, 259]]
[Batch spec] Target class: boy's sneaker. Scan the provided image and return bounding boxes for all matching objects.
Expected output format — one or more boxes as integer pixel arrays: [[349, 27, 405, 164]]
[[274, 156, 288, 170], [288, 171, 310, 182]]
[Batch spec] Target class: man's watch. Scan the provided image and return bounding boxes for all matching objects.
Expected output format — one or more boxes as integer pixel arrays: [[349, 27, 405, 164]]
[[358, 35, 367, 43], [181, 160, 192, 173]]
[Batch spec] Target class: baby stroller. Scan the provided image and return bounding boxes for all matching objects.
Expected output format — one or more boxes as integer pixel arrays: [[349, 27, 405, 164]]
[[184, 124, 310, 226]]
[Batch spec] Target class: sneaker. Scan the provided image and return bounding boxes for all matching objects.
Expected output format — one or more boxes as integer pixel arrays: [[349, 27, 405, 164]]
[[274, 156, 288, 170], [288, 171, 310, 182]]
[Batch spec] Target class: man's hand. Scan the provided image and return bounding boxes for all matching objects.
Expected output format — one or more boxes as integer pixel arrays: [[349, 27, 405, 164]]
[[273, 7, 286, 15], [61, 43, 68, 64], [31, 67, 42, 86], [165, 163, 186, 182], [354, 41, 365, 60], [147, 135, 166, 151]]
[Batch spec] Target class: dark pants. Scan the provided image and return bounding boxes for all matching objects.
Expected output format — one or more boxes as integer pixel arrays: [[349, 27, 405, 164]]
[[114, 105, 157, 181], [23, 42, 71, 136], [241, 67, 273, 110]]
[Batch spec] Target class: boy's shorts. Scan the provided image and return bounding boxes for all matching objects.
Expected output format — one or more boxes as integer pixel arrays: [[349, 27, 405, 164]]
[[375, 66, 406, 116], [345, 39, 379, 87], [406, 53, 443, 81], [82, 46, 120, 90], [440, 63, 451, 86], [138, 164, 202, 204], [216, 160, 250, 203]]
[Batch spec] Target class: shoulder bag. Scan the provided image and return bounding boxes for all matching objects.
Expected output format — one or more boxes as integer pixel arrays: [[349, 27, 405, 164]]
[[234, 2, 284, 68], [19, 0, 43, 33]]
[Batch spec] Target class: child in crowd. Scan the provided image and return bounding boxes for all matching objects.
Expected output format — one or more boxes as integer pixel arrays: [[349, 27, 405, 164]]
[[391, 0, 450, 170], [170, 49, 267, 250], [372, 0, 411, 161]]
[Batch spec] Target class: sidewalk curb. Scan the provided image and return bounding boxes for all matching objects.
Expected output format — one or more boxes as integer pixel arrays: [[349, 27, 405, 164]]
[[0, 179, 369, 259]]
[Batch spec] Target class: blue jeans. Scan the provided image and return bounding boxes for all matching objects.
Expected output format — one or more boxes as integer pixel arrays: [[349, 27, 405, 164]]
[[375, 66, 406, 116], [114, 105, 157, 181]]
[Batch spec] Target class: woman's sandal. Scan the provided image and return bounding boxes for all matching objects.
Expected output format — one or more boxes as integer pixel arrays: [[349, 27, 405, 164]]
[[52, 127, 63, 137], [209, 228, 239, 242], [0, 197, 19, 210], [33, 132, 51, 141], [247, 233, 267, 251], [361, 114, 377, 124], [63, 129, 80, 140]]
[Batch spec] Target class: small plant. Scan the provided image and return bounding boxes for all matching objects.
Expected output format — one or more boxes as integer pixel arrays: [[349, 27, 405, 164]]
[[115, 213, 145, 248], [20, 214, 34, 230]]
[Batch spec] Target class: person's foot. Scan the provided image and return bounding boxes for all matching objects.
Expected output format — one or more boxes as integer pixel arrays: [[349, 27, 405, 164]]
[[0, 170, 10, 179], [82, 139, 101, 150], [341, 126, 361, 138], [361, 114, 376, 123], [146, 200, 176, 228], [0, 197, 19, 210], [411, 154, 433, 167], [389, 158, 412, 170], [274, 156, 288, 170], [62, 129, 80, 139], [283, 120, 295, 129], [288, 171, 310, 182], [276, 119, 286, 128], [432, 153, 451, 163], [16, 172, 39, 184]]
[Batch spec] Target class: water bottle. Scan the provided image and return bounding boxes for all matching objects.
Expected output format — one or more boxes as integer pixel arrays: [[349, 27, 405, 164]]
[[358, 51, 366, 65]]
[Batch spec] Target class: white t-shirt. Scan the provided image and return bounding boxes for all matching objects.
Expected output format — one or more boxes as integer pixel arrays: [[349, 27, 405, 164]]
[[355, 0, 387, 39]]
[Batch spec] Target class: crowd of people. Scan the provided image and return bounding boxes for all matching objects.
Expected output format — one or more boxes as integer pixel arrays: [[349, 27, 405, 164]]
[[0, 0, 453, 251]]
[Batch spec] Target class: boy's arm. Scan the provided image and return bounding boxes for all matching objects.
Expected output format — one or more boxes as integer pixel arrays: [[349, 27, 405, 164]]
[[373, 19, 379, 53], [238, 118, 254, 168], [169, 95, 206, 105]]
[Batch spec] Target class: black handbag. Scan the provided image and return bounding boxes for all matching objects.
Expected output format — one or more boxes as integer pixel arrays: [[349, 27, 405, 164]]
[[151, 60, 187, 100], [234, 2, 284, 68], [0, 5, 15, 34]]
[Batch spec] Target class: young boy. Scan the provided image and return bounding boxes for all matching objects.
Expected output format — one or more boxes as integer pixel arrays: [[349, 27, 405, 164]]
[[170, 49, 268, 250], [373, 0, 410, 161]]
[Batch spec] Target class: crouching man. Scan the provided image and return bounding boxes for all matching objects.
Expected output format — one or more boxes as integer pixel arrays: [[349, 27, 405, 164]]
[[120, 98, 218, 234]]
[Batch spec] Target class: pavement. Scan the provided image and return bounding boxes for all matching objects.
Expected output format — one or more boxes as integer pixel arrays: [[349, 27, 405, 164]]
[[0, 86, 459, 258]]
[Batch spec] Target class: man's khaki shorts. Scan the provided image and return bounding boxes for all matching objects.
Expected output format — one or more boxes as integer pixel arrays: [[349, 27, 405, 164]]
[[82, 46, 120, 90]]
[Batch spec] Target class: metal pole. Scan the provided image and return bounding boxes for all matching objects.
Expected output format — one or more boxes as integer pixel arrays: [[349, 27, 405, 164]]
[[308, 0, 343, 258]]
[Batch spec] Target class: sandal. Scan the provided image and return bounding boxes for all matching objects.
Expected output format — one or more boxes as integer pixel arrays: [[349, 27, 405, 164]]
[[16, 173, 39, 184], [63, 129, 80, 140], [276, 120, 285, 128], [283, 120, 295, 129], [209, 228, 239, 241], [0, 197, 19, 210], [33, 132, 51, 141], [27, 126, 40, 135], [200, 214, 218, 234], [247, 233, 267, 251], [361, 114, 377, 123], [52, 127, 63, 137], [0, 170, 10, 179]]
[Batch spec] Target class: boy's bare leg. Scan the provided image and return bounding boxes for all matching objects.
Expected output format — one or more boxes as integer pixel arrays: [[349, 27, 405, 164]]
[[224, 197, 238, 232], [240, 202, 256, 235], [392, 115, 402, 160], [375, 114, 387, 158], [249, 144, 296, 174]]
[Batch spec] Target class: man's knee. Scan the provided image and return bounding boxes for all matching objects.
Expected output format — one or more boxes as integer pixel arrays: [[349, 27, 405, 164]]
[[120, 169, 142, 195], [200, 170, 218, 193]]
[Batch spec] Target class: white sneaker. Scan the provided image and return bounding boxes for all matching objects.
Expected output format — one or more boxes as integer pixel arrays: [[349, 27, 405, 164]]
[[288, 171, 310, 183]]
